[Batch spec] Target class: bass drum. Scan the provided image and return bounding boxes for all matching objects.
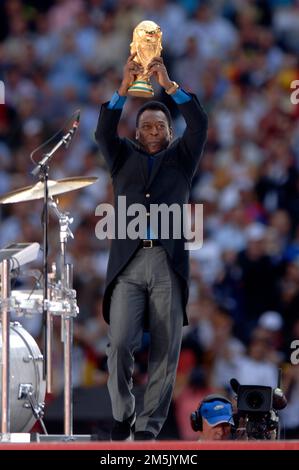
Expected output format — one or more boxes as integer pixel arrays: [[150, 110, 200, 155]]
[[0, 322, 46, 432]]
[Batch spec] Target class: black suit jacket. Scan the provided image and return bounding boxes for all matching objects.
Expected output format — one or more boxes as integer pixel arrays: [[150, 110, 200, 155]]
[[95, 94, 208, 325]]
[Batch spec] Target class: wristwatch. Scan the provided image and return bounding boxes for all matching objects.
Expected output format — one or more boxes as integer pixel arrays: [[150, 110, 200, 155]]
[[165, 81, 179, 95]]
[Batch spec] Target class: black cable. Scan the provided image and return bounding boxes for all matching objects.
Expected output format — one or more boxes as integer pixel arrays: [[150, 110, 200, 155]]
[[29, 110, 79, 165], [26, 272, 43, 300], [10, 256, 21, 289]]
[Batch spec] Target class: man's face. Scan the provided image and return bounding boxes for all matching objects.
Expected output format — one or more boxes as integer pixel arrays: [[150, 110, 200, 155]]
[[200, 420, 231, 440], [136, 109, 172, 154]]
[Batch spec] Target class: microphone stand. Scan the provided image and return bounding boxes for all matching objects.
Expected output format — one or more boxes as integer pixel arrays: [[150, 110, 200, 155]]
[[31, 130, 76, 380]]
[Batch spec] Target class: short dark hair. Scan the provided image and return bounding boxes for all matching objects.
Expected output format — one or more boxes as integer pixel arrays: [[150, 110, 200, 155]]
[[136, 101, 172, 128]]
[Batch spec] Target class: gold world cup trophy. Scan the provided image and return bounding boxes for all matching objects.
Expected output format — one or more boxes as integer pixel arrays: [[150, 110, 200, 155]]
[[127, 20, 162, 98]]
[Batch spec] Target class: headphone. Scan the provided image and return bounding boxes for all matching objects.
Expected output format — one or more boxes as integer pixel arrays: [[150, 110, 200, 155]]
[[190, 394, 232, 432]]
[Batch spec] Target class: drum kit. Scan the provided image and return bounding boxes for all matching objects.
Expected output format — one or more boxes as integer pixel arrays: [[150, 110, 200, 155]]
[[0, 175, 98, 442]]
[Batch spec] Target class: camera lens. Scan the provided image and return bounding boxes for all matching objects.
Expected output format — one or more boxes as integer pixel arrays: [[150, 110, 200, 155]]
[[245, 391, 264, 409]]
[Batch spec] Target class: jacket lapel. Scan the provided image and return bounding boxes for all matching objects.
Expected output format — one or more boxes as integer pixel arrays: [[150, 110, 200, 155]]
[[146, 151, 165, 189], [129, 139, 165, 189], [138, 153, 148, 186]]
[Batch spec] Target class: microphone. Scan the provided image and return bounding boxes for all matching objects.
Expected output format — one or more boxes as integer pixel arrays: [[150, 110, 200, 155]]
[[273, 367, 287, 410], [31, 110, 81, 176], [230, 378, 240, 395], [273, 388, 287, 410], [63, 110, 80, 148]]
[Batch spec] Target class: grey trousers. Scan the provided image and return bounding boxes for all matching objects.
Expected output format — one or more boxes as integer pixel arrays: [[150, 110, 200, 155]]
[[107, 246, 184, 436]]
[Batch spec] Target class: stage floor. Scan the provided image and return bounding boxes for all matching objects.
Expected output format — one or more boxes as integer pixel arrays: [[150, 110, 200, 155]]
[[0, 440, 299, 450]]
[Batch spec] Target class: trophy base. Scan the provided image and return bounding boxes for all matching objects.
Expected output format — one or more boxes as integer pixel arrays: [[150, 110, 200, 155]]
[[127, 80, 154, 98]]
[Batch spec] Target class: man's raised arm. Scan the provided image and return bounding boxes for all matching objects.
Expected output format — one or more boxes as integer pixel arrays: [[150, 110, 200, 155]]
[[94, 54, 143, 174]]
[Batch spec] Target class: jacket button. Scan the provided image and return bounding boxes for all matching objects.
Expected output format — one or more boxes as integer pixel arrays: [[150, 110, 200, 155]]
[[146, 212, 150, 216], [145, 193, 150, 198]]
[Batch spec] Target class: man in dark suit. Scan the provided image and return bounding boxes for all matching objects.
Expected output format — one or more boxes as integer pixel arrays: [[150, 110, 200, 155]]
[[95, 53, 208, 440]]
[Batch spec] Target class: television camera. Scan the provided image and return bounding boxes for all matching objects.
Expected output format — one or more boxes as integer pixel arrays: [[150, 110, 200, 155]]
[[230, 378, 287, 440]]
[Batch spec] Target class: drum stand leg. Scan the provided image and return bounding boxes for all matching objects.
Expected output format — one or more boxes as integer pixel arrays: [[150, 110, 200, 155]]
[[33, 203, 92, 442], [61, 263, 73, 436], [1, 259, 11, 440], [63, 313, 73, 434]]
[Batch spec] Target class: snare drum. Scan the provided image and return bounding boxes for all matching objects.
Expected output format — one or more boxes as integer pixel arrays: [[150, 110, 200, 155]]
[[0, 322, 46, 432]]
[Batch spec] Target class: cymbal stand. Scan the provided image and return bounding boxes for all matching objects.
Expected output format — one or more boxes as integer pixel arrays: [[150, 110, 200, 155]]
[[31, 123, 78, 382], [49, 198, 75, 436]]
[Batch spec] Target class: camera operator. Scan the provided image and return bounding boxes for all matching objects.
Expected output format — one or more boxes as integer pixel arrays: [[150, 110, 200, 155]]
[[190, 394, 234, 440]]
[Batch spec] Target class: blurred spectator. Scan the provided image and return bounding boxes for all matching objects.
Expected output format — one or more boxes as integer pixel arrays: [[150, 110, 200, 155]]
[[232, 332, 279, 387], [281, 363, 299, 438]]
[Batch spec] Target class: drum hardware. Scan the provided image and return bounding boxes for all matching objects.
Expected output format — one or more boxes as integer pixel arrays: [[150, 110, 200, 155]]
[[1, 259, 10, 434], [0, 321, 46, 433], [0, 262, 44, 436], [18, 384, 47, 435], [0, 170, 98, 440], [23, 354, 43, 363], [28, 119, 80, 419], [33, 434, 93, 442], [0, 433, 31, 443], [0, 241, 79, 438], [61, 263, 74, 437], [0, 243, 40, 269], [16, 269, 43, 288], [46, 264, 55, 395], [4, 289, 79, 317], [48, 196, 79, 436]]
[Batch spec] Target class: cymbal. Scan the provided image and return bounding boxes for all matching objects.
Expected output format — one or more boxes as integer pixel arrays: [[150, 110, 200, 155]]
[[0, 177, 98, 204]]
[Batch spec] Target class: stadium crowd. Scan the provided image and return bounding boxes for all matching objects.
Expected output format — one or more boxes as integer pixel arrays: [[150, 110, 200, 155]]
[[0, 0, 299, 439]]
